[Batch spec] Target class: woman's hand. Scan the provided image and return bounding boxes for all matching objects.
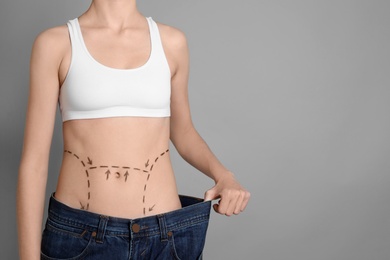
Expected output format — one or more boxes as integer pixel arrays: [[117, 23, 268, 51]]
[[204, 172, 250, 216]]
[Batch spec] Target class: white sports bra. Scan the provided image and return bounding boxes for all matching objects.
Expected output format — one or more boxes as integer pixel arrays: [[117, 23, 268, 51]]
[[59, 16, 171, 122]]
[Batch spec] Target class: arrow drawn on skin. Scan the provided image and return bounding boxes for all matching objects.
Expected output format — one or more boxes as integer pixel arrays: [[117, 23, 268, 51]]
[[105, 170, 111, 180], [149, 204, 156, 212], [145, 159, 149, 168], [124, 171, 129, 182], [87, 157, 93, 165]]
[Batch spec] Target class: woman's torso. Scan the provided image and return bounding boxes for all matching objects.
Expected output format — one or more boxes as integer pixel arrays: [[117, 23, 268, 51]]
[[54, 15, 181, 219]]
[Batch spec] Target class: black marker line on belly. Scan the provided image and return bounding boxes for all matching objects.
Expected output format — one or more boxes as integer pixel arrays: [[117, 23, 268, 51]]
[[64, 150, 92, 212], [142, 148, 169, 215], [65, 148, 171, 216], [105, 170, 111, 180]]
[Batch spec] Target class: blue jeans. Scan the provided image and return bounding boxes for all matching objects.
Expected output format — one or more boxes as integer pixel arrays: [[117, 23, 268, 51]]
[[41, 193, 211, 260]]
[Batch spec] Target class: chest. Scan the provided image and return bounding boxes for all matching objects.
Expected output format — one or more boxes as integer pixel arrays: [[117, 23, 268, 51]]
[[81, 27, 151, 70]]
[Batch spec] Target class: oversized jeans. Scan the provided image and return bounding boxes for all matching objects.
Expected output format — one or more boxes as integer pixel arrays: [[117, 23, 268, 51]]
[[41, 193, 211, 260]]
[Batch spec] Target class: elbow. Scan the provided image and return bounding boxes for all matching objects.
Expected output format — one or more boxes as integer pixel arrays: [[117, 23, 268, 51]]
[[17, 159, 49, 188]]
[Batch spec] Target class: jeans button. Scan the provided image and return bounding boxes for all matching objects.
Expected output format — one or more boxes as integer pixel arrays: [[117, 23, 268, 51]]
[[132, 223, 140, 233]]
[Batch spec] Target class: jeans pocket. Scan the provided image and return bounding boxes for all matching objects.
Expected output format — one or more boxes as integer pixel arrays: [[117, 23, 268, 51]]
[[40, 218, 93, 260], [169, 220, 209, 260]]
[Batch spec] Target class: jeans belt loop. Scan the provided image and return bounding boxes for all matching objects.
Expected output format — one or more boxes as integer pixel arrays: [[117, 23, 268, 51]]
[[96, 215, 109, 243], [157, 214, 168, 241]]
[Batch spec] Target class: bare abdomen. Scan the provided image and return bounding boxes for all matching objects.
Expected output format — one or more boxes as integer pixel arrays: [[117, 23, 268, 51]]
[[54, 117, 182, 219]]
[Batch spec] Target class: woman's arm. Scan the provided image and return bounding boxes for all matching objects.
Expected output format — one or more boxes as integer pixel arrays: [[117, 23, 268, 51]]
[[164, 27, 250, 216], [17, 27, 66, 260]]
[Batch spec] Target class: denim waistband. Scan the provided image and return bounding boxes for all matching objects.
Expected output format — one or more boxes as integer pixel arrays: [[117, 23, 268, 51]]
[[47, 193, 211, 240]]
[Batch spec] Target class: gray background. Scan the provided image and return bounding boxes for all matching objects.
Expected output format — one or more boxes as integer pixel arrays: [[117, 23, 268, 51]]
[[1, 0, 389, 259]]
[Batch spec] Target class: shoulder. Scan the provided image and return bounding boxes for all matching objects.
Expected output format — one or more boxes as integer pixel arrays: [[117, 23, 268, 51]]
[[33, 24, 69, 49], [31, 24, 70, 64], [154, 20, 189, 54], [154, 20, 190, 76]]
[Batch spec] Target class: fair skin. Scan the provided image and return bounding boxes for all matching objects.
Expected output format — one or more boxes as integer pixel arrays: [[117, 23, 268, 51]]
[[17, 0, 250, 259]]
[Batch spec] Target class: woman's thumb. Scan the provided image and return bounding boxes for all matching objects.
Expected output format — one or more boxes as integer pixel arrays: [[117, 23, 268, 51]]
[[204, 186, 218, 201]]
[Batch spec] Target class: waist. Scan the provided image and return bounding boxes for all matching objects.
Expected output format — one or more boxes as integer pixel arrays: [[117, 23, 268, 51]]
[[47, 193, 211, 238], [56, 146, 179, 218], [57, 117, 178, 218]]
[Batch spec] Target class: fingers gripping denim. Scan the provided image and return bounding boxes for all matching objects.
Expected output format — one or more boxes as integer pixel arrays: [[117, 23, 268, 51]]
[[41, 193, 212, 260]]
